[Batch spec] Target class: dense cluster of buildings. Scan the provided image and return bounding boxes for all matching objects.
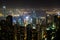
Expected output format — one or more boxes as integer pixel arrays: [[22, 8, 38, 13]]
[[0, 8, 60, 40]]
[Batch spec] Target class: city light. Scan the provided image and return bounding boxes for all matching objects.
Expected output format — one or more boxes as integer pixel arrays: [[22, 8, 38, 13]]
[[31, 18, 32, 22], [51, 23, 56, 30], [32, 24, 36, 29], [57, 12, 60, 15], [13, 19, 16, 24], [25, 16, 29, 20], [32, 26, 36, 29], [3, 6, 6, 9], [40, 17, 46, 19], [46, 28, 50, 30], [0, 13, 4, 16], [47, 14, 49, 17], [12, 14, 20, 17]]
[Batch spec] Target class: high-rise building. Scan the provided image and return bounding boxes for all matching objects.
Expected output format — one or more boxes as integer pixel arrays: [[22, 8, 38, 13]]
[[26, 24, 32, 40]]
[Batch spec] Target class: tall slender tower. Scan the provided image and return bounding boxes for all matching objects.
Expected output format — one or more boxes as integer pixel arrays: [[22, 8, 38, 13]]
[[2, 0, 6, 17]]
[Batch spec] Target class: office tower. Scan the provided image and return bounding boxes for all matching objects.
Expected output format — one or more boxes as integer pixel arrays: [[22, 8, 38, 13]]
[[26, 24, 32, 40]]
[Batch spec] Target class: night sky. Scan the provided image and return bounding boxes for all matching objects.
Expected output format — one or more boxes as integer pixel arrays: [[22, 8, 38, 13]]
[[0, 0, 60, 8]]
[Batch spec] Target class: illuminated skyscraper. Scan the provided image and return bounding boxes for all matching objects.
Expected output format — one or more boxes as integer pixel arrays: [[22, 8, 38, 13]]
[[2, 0, 7, 17]]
